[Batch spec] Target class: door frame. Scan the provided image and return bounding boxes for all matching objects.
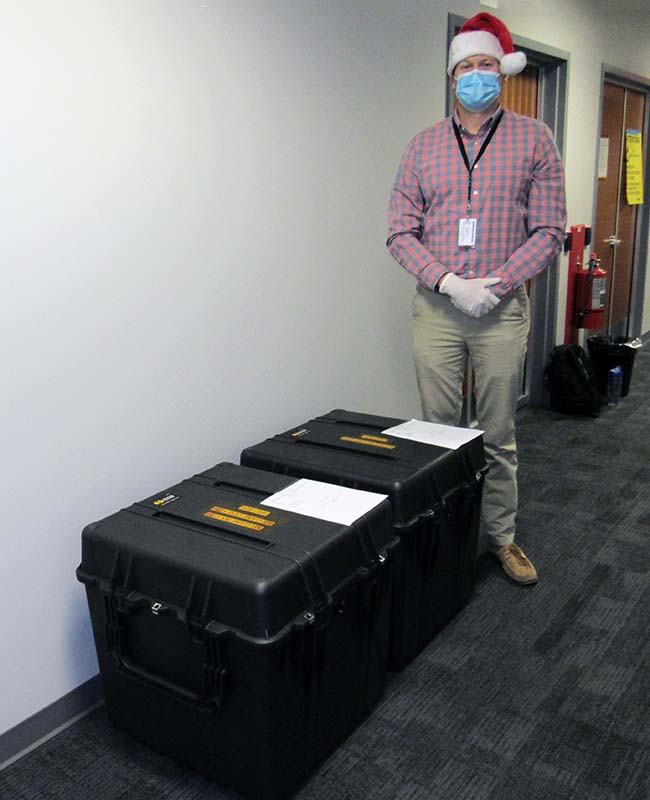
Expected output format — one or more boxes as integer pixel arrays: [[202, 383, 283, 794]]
[[447, 15, 569, 412], [593, 65, 650, 339]]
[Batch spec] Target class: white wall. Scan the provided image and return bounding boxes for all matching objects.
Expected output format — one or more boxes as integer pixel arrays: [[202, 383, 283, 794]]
[[499, 0, 650, 340], [1, 0, 649, 738]]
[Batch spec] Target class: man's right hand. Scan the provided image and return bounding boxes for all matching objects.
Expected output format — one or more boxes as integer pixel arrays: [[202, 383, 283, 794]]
[[438, 273, 501, 318]]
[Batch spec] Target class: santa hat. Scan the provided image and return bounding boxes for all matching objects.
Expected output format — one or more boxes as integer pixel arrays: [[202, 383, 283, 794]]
[[447, 13, 527, 77]]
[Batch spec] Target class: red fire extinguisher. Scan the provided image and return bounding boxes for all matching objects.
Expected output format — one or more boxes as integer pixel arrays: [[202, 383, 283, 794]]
[[575, 253, 607, 329]]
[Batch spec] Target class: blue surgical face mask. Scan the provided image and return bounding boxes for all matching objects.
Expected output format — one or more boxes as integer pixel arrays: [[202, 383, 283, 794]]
[[455, 69, 501, 112]]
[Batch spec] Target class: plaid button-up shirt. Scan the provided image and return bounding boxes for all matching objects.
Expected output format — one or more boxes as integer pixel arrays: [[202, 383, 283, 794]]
[[387, 108, 567, 299]]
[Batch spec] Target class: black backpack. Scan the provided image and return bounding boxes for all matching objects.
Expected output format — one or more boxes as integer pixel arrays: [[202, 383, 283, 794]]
[[545, 344, 603, 416]]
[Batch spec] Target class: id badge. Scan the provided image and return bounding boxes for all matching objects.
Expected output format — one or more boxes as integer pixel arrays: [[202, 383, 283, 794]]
[[458, 218, 477, 247]]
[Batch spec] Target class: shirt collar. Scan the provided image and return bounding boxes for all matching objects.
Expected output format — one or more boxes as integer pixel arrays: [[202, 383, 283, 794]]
[[453, 105, 503, 136]]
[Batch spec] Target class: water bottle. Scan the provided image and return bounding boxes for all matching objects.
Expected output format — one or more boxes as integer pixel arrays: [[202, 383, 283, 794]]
[[607, 365, 623, 406]]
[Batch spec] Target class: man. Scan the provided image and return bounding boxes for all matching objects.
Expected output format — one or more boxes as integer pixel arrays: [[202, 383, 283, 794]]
[[387, 13, 566, 584]]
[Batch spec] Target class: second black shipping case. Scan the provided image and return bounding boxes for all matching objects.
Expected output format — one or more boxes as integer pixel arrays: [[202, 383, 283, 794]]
[[241, 410, 487, 670], [77, 463, 398, 800]]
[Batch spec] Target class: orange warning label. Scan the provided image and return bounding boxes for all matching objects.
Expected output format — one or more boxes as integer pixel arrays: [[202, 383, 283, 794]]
[[340, 436, 396, 450], [239, 505, 271, 517], [203, 511, 265, 532], [208, 506, 276, 527]]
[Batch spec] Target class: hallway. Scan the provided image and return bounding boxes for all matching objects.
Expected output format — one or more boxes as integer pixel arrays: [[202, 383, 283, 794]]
[[2, 347, 649, 800]]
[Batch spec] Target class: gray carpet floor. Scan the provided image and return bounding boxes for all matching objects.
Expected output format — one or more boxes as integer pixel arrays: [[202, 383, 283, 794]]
[[2, 346, 649, 800]]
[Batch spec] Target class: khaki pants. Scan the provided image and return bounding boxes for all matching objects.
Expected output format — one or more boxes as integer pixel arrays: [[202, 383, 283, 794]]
[[412, 284, 530, 548]]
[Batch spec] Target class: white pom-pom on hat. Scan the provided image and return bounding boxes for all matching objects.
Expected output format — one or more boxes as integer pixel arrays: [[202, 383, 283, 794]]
[[500, 51, 527, 76], [447, 12, 527, 77]]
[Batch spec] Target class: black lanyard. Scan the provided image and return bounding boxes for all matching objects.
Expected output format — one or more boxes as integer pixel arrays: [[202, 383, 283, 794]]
[[452, 109, 504, 214]]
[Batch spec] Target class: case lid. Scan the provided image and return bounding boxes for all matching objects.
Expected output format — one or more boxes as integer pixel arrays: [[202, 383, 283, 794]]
[[241, 409, 486, 525], [77, 463, 393, 642]]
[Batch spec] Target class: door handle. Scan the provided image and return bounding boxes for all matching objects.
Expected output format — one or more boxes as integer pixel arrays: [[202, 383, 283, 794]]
[[604, 235, 622, 246]]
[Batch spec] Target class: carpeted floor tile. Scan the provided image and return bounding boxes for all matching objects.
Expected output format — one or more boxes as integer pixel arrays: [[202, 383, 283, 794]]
[[1, 346, 649, 800]]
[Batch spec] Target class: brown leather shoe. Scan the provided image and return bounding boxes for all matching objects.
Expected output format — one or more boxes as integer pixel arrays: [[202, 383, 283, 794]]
[[490, 544, 538, 584]]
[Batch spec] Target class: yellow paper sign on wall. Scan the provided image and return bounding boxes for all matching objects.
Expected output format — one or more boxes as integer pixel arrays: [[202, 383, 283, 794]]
[[626, 130, 644, 205]]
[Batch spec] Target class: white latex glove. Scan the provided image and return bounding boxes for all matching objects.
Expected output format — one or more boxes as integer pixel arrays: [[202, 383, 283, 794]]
[[438, 273, 501, 318]]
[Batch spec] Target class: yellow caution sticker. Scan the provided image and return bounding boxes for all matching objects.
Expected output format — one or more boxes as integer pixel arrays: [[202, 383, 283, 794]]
[[239, 505, 271, 517], [203, 511, 265, 532], [208, 506, 276, 527], [340, 436, 396, 450]]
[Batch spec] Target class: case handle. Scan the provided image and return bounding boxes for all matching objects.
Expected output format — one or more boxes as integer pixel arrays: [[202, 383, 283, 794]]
[[106, 597, 227, 712], [294, 434, 397, 461], [130, 504, 272, 545], [114, 653, 226, 710]]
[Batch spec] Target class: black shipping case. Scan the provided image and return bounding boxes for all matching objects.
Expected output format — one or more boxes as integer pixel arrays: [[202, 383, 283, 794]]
[[241, 410, 487, 670], [77, 463, 398, 800]]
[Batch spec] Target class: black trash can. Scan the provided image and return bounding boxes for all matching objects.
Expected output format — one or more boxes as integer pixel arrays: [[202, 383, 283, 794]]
[[587, 336, 638, 398]]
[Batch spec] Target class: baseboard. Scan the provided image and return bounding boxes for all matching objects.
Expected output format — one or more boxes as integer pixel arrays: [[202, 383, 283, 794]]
[[0, 675, 104, 771]]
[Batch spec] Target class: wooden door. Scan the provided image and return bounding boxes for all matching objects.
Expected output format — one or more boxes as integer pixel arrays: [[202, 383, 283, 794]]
[[593, 82, 646, 335], [501, 64, 539, 118]]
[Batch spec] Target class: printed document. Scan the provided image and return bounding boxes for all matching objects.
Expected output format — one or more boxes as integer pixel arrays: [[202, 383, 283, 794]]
[[382, 419, 483, 450], [262, 478, 387, 526]]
